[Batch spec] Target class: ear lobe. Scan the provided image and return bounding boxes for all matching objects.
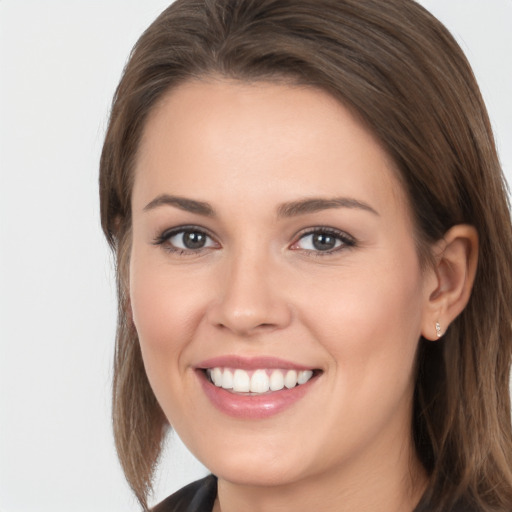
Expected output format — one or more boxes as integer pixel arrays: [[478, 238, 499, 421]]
[[421, 224, 478, 340]]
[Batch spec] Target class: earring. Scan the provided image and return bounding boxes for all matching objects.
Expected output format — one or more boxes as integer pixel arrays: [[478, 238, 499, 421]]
[[435, 322, 442, 338]]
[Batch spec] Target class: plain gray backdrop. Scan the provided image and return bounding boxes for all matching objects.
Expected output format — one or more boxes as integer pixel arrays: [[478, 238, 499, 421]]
[[0, 1, 511, 511]]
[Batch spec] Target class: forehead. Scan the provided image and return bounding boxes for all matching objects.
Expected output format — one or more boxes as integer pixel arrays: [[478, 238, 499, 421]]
[[133, 79, 409, 218]]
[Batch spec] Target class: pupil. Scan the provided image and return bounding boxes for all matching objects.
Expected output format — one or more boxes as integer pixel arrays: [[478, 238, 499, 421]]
[[313, 233, 336, 251], [183, 231, 206, 249]]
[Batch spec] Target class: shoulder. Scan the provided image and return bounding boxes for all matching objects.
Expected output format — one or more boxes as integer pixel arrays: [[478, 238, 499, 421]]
[[151, 475, 217, 512]]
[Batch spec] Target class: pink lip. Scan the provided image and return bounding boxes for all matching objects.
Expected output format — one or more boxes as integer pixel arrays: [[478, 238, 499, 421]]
[[195, 356, 320, 419], [196, 355, 314, 371]]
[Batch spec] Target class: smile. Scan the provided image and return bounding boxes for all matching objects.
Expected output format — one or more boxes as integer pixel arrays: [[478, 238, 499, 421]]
[[206, 367, 314, 394], [197, 356, 321, 418]]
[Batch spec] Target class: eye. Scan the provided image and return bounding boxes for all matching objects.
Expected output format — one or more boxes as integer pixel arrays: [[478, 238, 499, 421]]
[[169, 230, 214, 250], [153, 226, 218, 253], [291, 228, 355, 253]]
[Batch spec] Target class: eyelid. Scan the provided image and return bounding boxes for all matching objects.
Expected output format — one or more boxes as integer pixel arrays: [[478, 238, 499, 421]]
[[152, 224, 355, 256], [152, 225, 220, 253], [290, 227, 356, 254]]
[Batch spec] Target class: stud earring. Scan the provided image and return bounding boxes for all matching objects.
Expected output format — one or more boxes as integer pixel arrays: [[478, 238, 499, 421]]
[[435, 322, 442, 338]]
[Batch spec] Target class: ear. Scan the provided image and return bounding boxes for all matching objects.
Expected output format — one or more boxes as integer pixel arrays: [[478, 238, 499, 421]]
[[421, 225, 478, 340]]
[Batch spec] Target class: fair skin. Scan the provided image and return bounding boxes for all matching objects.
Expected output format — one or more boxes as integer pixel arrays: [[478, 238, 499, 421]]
[[129, 80, 477, 512]]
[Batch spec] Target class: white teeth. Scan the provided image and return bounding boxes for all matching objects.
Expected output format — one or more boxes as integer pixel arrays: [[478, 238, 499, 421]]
[[206, 367, 315, 394], [221, 369, 233, 389], [250, 369, 270, 393], [269, 370, 285, 391], [298, 370, 313, 385], [284, 370, 298, 389], [212, 367, 223, 387], [233, 369, 250, 392]]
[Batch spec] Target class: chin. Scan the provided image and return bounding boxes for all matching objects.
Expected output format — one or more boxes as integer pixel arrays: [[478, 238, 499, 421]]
[[185, 434, 309, 486], [212, 458, 304, 487]]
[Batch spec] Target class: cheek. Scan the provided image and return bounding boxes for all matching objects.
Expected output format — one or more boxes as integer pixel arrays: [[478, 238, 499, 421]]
[[129, 254, 208, 373], [304, 254, 425, 395], [128, 256, 213, 428], [297, 262, 425, 462]]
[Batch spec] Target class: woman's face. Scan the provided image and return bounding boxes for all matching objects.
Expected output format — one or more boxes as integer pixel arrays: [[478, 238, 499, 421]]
[[129, 80, 434, 487]]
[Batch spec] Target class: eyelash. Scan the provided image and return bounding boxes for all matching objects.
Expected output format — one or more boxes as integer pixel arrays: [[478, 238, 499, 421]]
[[152, 226, 356, 256], [152, 225, 218, 255], [291, 227, 356, 256]]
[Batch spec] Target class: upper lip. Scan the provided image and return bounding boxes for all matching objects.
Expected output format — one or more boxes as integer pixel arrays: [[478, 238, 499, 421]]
[[195, 355, 316, 371]]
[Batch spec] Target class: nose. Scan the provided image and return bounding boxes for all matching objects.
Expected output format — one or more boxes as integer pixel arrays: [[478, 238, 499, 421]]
[[207, 249, 293, 336]]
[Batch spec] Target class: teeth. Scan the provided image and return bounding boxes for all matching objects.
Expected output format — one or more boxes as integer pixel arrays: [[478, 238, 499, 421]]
[[250, 369, 270, 393], [284, 369, 298, 389], [221, 369, 234, 389], [269, 370, 284, 391], [206, 367, 315, 394], [212, 367, 223, 387], [298, 370, 313, 385], [233, 369, 250, 392]]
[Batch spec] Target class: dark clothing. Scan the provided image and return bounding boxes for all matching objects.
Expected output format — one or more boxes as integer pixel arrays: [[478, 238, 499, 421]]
[[152, 475, 217, 512], [152, 475, 479, 512]]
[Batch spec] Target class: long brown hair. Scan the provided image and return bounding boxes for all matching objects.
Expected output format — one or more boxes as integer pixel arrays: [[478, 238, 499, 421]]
[[99, 0, 512, 510]]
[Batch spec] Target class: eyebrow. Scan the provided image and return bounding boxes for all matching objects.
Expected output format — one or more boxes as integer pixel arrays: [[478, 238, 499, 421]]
[[143, 194, 379, 218], [143, 194, 215, 216], [277, 197, 379, 217]]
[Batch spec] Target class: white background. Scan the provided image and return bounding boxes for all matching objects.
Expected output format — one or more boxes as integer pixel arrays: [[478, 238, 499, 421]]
[[0, 1, 511, 511]]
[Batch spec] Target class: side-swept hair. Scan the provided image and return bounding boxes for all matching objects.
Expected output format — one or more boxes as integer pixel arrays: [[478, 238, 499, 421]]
[[99, 1, 512, 509]]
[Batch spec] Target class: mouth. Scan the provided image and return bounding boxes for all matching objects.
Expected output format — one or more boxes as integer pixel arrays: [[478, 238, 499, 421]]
[[203, 367, 319, 395], [196, 356, 322, 418]]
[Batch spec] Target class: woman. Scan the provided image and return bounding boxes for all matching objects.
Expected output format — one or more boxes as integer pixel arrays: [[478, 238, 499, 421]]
[[99, 0, 512, 511]]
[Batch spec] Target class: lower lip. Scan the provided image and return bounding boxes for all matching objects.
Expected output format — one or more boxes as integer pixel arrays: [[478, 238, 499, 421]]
[[198, 371, 318, 419]]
